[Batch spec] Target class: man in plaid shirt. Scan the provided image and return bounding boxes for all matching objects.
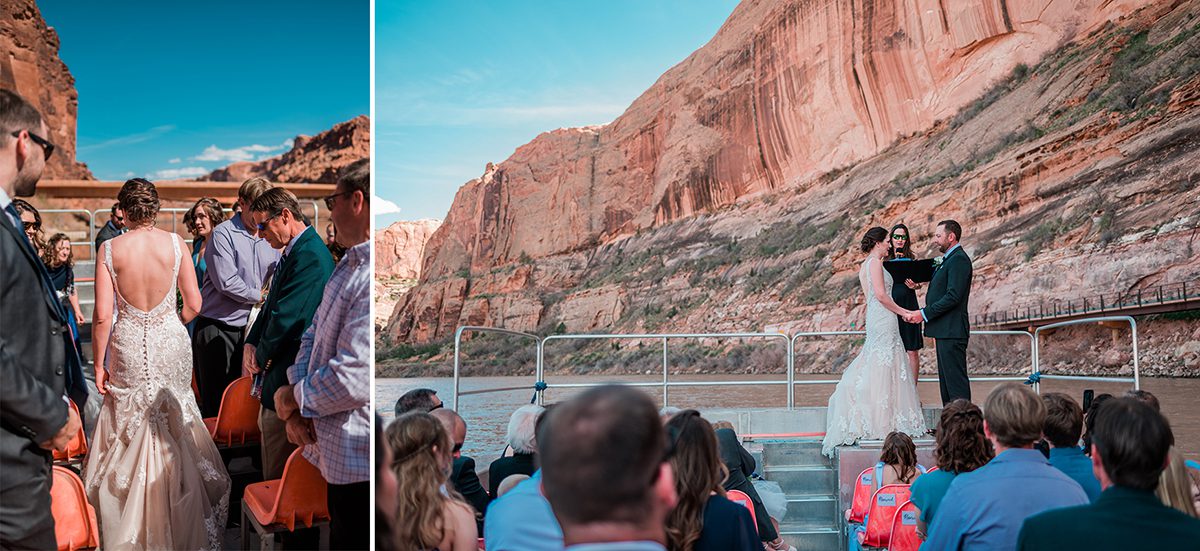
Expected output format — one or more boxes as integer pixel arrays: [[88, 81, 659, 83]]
[[274, 158, 371, 550]]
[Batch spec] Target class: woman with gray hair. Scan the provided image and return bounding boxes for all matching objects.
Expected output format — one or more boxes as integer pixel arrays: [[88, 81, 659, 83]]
[[488, 404, 543, 497]]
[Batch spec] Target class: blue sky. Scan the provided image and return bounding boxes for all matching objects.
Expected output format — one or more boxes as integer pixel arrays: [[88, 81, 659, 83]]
[[40, 0, 369, 182], [376, 0, 739, 225]]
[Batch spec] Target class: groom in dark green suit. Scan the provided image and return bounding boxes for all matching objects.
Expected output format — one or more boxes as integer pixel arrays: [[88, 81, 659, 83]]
[[906, 219, 972, 403], [243, 188, 335, 482]]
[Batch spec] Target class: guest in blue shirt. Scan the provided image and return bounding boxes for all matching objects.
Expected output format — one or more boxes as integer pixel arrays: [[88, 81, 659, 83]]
[[922, 384, 1088, 550], [1041, 392, 1101, 501], [484, 470, 563, 551], [910, 399, 993, 539]]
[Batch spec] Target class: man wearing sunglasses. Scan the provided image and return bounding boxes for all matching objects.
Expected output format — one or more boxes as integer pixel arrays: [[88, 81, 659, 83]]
[[0, 89, 83, 550], [94, 202, 126, 252], [242, 188, 334, 486]]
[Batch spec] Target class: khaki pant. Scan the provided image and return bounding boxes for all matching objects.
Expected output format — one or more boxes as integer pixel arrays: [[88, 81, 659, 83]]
[[258, 406, 298, 480]]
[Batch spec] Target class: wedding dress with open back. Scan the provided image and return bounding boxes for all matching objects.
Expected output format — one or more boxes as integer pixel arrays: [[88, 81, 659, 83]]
[[84, 235, 230, 550], [822, 256, 926, 457]]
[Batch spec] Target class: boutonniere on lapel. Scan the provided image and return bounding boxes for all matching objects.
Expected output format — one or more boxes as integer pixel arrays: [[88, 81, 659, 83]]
[[932, 256, 945, 270]]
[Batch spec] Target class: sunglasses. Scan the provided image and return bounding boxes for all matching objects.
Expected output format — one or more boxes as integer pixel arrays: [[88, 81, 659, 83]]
[[452, 442, 463, 454], [255, 212, 281, 231], [323, 190, 354, 209], [23, 220, 39, 231], [892, 234, 908, 240], [10, 130, 55, 161]]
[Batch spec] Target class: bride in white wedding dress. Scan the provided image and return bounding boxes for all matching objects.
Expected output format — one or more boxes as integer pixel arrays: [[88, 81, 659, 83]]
[[85, 179, 230, 550], [822, 227, 927, 457]]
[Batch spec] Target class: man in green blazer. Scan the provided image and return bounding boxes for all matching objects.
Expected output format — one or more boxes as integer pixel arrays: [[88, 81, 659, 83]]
[[905, 219, 973, 403], [1018, 398, 1200, 549], [243, 188, 334, 480]]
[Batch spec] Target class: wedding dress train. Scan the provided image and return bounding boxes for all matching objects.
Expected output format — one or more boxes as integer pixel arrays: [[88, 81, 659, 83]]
[[822, 257, 926, 457], [84, 236, 230, 550]]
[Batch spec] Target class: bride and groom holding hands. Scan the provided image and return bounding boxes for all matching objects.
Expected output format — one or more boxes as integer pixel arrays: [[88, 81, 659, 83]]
[[822, 219, 975, 455]]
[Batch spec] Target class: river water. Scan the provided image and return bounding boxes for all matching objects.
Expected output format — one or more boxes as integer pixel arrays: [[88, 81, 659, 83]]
[[377, 374, 1199, 460]]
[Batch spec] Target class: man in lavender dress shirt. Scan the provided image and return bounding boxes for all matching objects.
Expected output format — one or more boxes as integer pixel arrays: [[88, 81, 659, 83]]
[[192, 177, 280, 417], [274, 159, 370, 550]]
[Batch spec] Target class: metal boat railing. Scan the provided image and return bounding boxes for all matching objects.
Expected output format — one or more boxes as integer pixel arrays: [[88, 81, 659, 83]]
[[449, 319, 1137, 409], [1032, 315, 1140, 390]]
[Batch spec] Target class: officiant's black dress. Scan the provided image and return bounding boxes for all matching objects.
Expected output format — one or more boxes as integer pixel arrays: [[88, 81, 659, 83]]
[[889, 257, 924, 351]]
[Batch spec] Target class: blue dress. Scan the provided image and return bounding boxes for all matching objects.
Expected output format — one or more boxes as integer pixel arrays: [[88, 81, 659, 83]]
[[186, 236, 208, 336]]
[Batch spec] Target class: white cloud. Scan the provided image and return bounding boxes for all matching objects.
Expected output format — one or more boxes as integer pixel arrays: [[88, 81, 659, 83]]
[[78, 125, 176, 152], [192, 139, 293, 162], [374, 195, 402, 216], [151, 166, 210, 180], [167, 158, 181, 164]]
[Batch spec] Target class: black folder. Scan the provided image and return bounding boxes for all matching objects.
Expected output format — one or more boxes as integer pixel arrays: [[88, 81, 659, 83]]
[[883, 258, 935, 283]]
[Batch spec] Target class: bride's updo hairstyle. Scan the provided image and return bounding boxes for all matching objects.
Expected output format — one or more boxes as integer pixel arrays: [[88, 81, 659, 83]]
[[118, 178, 161, 225], [861, 226, 888, 252]]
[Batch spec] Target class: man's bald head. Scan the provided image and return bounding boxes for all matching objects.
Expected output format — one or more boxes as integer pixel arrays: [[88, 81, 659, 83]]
[[431, 408, 467, 458]]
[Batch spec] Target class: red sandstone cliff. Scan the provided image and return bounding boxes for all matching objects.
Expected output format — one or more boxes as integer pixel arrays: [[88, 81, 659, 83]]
[[377, 219, 443, 279], [388, 0, 1200, 376], [207, 115, 369, 183], [1, 0, 93, 179]]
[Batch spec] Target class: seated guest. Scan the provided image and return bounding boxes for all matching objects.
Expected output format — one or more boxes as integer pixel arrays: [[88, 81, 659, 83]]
[[922, 383, 1088, 550], [376, 415, 399, 551], [540, 385, 677, 549], [395, 387, 441, 416], [1124, 389, 1160, 411], [1158, 448, 1199, 518], [431, 408, 490, 532], [850, 431, 924, 548], [910, 399, 992, 540], [387, 412, 477, 551], [1082, 393, 1114, 455], [496, 474, 528, 497], [715, 425, 784, 548], [484, 405, 562, 551], [1018, 398, 1200, 549], [488, 404, 543, 497], [1042, 392, 1101, 501], [665, 410, 759, 551], [878, 431, 923, 485]]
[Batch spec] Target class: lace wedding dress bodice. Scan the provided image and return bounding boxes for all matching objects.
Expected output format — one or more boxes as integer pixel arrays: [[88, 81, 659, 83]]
[[821, 257, 926, 456], [84, 235, 230, 550]]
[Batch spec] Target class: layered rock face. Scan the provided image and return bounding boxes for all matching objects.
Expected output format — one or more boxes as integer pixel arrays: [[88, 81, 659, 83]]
[[376, 219, 442, 279], [207, 115, 369, 183], [389, 0, 1200, 377], [1, 0, 93, 179]]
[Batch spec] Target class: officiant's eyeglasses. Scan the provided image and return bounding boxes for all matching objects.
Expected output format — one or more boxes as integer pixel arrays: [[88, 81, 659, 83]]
[[892, 234, 908, 240], [10, 130, 55, 160]]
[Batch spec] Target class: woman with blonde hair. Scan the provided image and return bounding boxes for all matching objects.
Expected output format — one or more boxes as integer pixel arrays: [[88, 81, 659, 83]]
[[387, 412, 477, 551], [42, 232, 85, 351], [1158, 448, 1199, 518]]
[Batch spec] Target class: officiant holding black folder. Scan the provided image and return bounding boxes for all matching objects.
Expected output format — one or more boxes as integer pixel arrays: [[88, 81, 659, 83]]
[[883, 223, 928, 382]]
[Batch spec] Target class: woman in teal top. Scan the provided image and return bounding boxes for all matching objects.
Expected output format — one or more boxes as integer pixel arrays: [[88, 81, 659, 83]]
[[183, 198, 225, 335], [910, 399, 993, 539]]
